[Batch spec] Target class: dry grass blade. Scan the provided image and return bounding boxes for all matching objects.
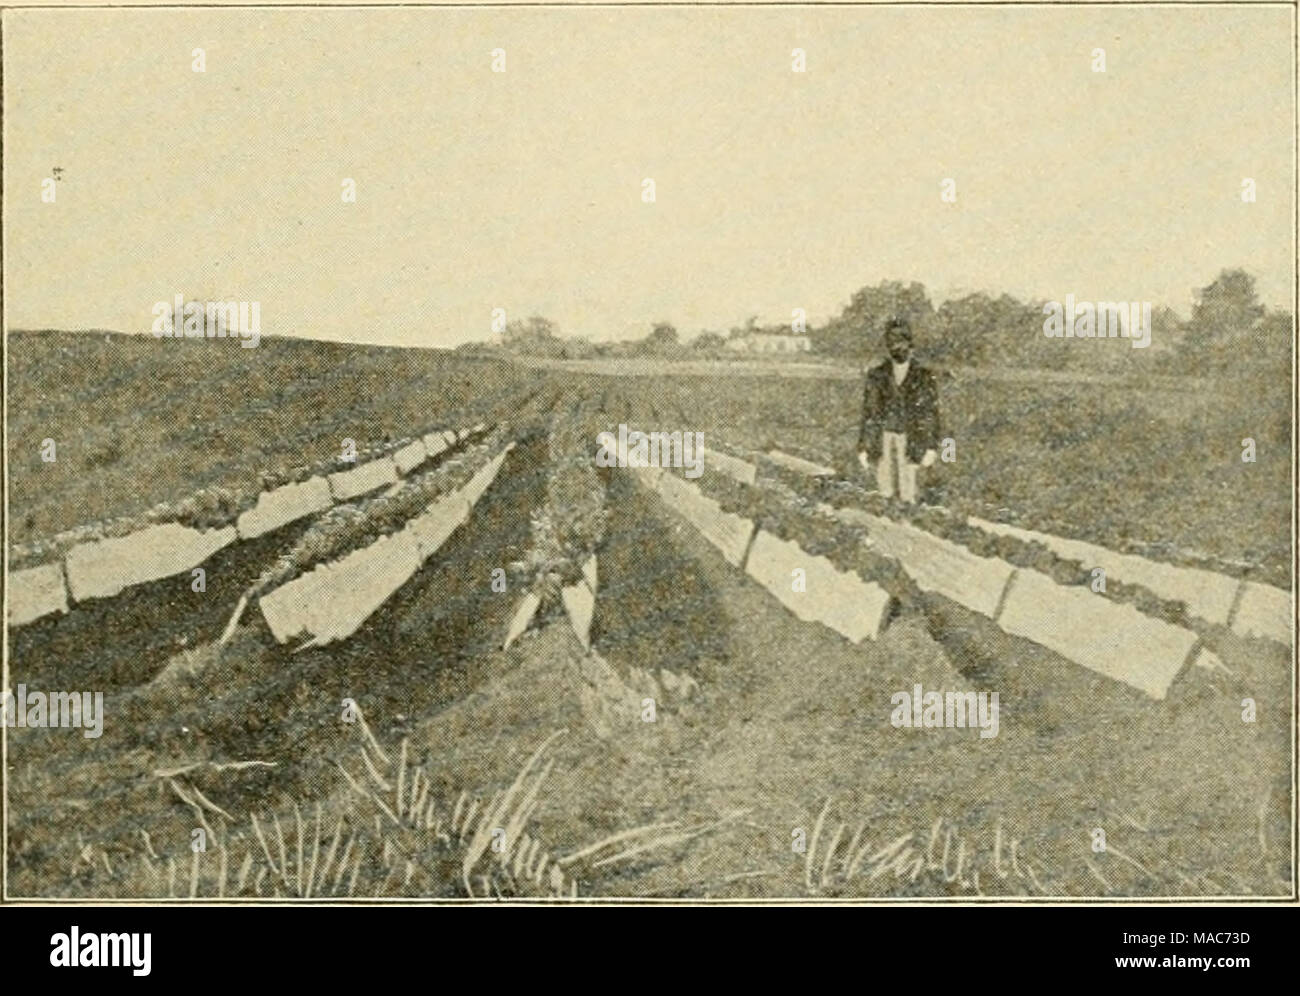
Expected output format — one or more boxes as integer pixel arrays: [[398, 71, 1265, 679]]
[[458, 798, 480, 841], [501, 759, 553, 861], [517, 836, 539, 878], [271, 811, 290, 890], [250, 813, 280, 878], [1082, 856, 1111, 892], [304, 803, 323, 900], [219, 593, 250, 646], [1104, 843, 1156, 881], [1024, 859, 1053, 896], [236, 852, 253, 893], [805, 797, 831, 892], [407, 766, 423, 824], [587, 812, 742, 870], [353, 707, 389, 766], [841, 821, 867, 879], [451, 790, 467, 834], [333, 833, 357, 896], [869, 843, 915, 882], [335, 760, 401, 826], [165, 776, 198, 811], [589, 831, 695, 869], [462, 730, 566, 893], [315, 814, 345, 896], [217, 823, 229, 899], [558, 821, 679, 866], [347, 845, 363, 897], [360, 745, 393, 793], [848, 830, 912, 881], [396, 739, 408, 820], [295, 801, 306, 896], [820, 822, 846, 888]]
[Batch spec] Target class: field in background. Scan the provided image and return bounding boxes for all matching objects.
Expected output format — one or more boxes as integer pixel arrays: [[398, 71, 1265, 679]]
[[515, 353, 1216, 391], [5, 332, 532, 547]]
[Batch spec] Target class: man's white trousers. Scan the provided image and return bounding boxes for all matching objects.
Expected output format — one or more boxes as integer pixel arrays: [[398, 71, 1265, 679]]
[[877, 430, 918, 503]]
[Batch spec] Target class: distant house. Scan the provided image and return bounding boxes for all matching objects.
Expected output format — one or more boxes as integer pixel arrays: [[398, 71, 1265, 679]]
[[725, 333, 812, 354]]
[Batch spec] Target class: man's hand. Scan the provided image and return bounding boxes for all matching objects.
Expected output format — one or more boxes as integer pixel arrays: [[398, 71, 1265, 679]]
[[920, 449, 938, 469]]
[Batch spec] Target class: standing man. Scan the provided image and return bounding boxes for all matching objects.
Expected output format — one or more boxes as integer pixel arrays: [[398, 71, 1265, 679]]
[[857, 316, 941, 503]]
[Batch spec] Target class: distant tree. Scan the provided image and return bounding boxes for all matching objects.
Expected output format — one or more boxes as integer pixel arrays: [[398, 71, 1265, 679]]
[[1253, 309, 1294, 363], [503, 315, 557, 346], [929, 293, 1003, 368], [1181, 269, 1267, 369], [1148, 305, 1187, 355], [693, 331, 727, 351], [560, 337, 596, 360], [728, 315, 761, 340], [628, 321, 682, 357], [812, 280, 934, 362], [648, 321, 679, 347], [501, 315, 564, 357]]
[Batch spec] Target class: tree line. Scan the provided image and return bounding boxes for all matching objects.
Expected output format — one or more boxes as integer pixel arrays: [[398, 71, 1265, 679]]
[[483, 268, 1292, 375]]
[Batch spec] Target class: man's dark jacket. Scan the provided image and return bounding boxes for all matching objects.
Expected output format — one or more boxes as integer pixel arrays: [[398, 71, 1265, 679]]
[[857, 360, 941, 464]]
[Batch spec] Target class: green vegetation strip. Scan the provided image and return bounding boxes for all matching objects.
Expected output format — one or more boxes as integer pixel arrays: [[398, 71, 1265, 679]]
[[745, 449, 1261, 651], [223, 426, 513, 639], [655, 462, 922, 608], [8, 398, 513, 574], [509, 391, 611, 622]]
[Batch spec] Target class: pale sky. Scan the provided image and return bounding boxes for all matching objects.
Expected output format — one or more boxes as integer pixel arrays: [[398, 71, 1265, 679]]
[[4, 5, 1294, 346]]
